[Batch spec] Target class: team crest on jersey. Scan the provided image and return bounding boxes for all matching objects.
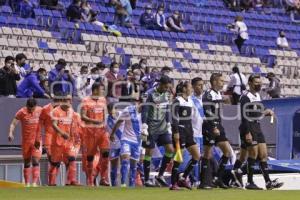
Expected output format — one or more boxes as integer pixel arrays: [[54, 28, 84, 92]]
[[182, 110, 188, 116], [153, 93, 160, 102]]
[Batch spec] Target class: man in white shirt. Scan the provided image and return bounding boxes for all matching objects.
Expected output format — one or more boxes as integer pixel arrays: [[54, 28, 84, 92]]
[[276, 30, 289, 49], [227, 66, 247, 105], [229, 16, 249, 53]]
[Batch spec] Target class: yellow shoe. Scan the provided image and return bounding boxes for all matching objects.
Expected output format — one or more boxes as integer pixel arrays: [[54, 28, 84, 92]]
[[25, 183, 31, 187]]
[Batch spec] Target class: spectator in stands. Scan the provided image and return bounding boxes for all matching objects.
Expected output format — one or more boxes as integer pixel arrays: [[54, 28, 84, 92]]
[[75, 65, 89, 98], [34, 68, 50, 98], [66, 0, 82, 22], [19, 0, 35, 18], [110, 0, 133, 28], [228, 15, 249, 53], [15, 53, 30, 78], [0, 56, 20, 97], [167, 10, 186, 32], [16, 65, 50, 98], [140, 5, 155, 29], [154, 6, 169, 31], [80, 0, 105, 29], [223, 0, 235, 10], [40, 0, 64, 11], [95, 62, 108, 86], [288, 1, 300, 23], [240, 0, 255, 11], [105, 62, 123, 102], [141, 67, 159, 92], [161, 66, 172, 77], [276, 30, 290, 49], [0, 0, 6, 6], [48, 59, 74, 96], [227, 65, 247, 105], [264, 72, 281, 98], [121, 70, 140, 102]]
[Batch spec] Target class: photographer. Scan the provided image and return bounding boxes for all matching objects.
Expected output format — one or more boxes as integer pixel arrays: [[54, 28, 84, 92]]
[[228, 15, 249, 53], [0, 56, 20, 97]]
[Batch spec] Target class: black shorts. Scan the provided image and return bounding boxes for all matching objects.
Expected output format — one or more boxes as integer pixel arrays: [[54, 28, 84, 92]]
[[202, 123, 228, 146], [173, 126, 196, 149], [142, 132, 172, 149], [239, 122, 266, 149]]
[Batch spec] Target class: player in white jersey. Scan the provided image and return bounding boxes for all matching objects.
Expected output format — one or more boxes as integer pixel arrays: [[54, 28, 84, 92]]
[[110, 98, 143, 187], [107, 102, 124, 186]]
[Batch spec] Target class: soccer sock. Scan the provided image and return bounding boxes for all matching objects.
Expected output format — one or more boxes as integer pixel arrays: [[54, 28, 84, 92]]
[[259, 161, 271, 183], [86, 156, 94, 186], [247, 157, 256, 184], [100, 152, 110, 182], [48, 165, 58, 185], [171, 161, 180, 185], [210, 158, 218, 179], [233, 159, 243, 170], [67, 161, 77, 184], [241, 163, 248, 175], [32, 165, 40, 185], [200, 158, 211, 185], [23, 167, 31, 185], [217, 156, 229, 180], [121, 159, 130, 185], [183, 159, 198, 179], [110, 166, 118, 186], [129, 162, 137, 187], [143, 156, 151, 182], [158, 153, 173, 177]]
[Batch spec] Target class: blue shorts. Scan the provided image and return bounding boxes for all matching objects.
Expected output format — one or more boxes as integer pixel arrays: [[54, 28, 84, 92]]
[[110, 148, 121, 160], [194, 137, 204, 153], [142, 133, 172, 149], [120, 140, 141, 161]]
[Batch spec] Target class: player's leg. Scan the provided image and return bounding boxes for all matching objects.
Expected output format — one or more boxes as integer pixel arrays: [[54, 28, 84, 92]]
[[48, 145, 62, 186], [231, 147, 248, 188], [85, 128, 97, 186], [110, 149, 120, 187], [120, 142, 131, 187], [258, 143, 283, 190], [156, 134, 174, 187], [65, 145, 79, 186], [142, 133, 155, 187], [198, 144, 213, 189], [245, 145, 260, 189], [216, 140, 232, 189], [136, 150, 145, 186], [22, 144, 32, 186], [129, 143, 141, 187], [99, 130, 110, 186], [31, 144, 42, 187]]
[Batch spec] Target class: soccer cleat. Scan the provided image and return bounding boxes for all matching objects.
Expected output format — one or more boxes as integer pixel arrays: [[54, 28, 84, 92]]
[[231, 170, 244, 188], [120, 184, 127, 188], [266, 179, 284, 190], [229, 181, 243, 189], [67, 181, 81, 186], [245, 182, 263, 190], [197, 184, 213, 190], [169, 183, 182, 191], [144, 180, 156, 187], [215, 179, 229, 189], [25, 183, 31, 187], [178, 178, 192, 190], [100, 179, 110, 187], [155, 176, 169, 187], [32, 183, 38, 187]]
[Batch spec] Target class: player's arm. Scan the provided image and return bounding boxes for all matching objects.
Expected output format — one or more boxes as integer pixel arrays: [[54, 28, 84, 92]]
[[52, 119, 69, 140], [80, 107, 103, 126], [141, 92, 152, 124], [110, 119, 124, 142], [240, 95, 252, 142], [202, 92, 220, 135], [8, 118, 19, 142], [171, 99, 180, 143]]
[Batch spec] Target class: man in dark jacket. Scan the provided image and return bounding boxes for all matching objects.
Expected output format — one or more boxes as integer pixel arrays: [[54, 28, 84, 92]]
[[66, 0, 82, 22], [166, 10, 186, 32], [140, 5, 155, 29], [0, 56, 20, 97]]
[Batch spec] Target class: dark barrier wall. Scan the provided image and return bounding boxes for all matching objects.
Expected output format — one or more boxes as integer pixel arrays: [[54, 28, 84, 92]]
[[0, 98, 276, 155]]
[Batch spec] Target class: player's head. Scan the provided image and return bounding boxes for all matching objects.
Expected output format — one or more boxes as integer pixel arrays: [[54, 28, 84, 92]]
[[192, 77, 204, 95], [92, 82, 105, 97], [248, 74, 262, 93], [158, 75, 172, 93], [60, 94, 72, 111], [176, 81, 192, 97], [107, 102, 116, 116], [26, 98, 37, 112], [210, 73, 224, 91]]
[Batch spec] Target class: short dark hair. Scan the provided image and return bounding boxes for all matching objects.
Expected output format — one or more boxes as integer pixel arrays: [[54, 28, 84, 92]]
[[5, 56, 14, 63], [80, 65, 88, 71], [176, 81, 189, 96], [161, 66, 171, 72], [110, 61, 119, 68], [248, 74, 261, 83], [107, 102, 115, 112], [210, 73, 222, 85], [37, 68, 47, 74], [57, 59, 67, 67], [191, 77, 203, 86], [26, 98, 37, 108], [15, 53, 27, 62], [96, 62, 106, 69], [232, 66, 239, 73], [91, 67, 99, 73], [92, 82, 104, 92], [159, 75, 172, 84]]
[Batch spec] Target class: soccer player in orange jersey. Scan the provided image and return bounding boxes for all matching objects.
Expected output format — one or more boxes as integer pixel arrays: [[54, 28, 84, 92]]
[[81, 82, 110, 186], [8, 98, 42, 187], [48, 95, 80, 186]]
